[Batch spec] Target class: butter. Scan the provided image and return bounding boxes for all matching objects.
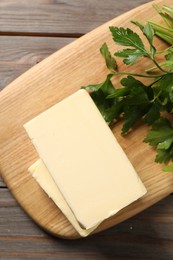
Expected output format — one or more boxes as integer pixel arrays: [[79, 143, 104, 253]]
[[29, 159, 98, 237], [24, 89, 147, 230]]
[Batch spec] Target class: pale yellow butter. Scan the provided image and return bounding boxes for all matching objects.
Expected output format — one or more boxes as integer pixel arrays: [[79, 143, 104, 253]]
[[29, 159, 98, 237], [24, 89, 147, 230]]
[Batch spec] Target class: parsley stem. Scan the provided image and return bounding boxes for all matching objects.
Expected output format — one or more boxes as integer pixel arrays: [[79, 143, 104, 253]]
[[148, 20, 173, 33], [151, 57, 168, 73], [156, 47, 172, 54], [155, 32, 173, 45], [147, 76, 163, 87], [152, 3, 172, 28], [115, 71, 162, 78], [150, 25, 173, 38], [162, 5, 173, 16], [131, 20, 144, 30], [145, 62, 165, 73]]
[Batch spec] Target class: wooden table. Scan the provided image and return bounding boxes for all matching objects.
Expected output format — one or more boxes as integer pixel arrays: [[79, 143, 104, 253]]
[[0, 0, 173, 259]]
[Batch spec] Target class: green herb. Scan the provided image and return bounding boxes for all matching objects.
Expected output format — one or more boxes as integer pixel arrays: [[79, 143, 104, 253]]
[[132, 4, 173, 45], [144, 118, 173, 166], [100, 43, 117, 72], [82, 14, 173, 171], [82, 74, 119, 124]]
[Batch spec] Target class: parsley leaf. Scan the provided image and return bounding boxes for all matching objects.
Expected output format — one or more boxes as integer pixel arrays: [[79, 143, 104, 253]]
[[143, 101, 161, 125], [82, 74, 120, 124], [110, 26, 148, 64], [115, 49, 145, 65], [155, 74, 173, 112], [162, 52, 173, 71], [109, 27, 146, 51], [144, 118, 173, 163], [144, 118, 173, 146], [108, 76, 160, 134], [100, 43, 117, 72], [143, 23, 156, 58], [119, 76, 151, 133]]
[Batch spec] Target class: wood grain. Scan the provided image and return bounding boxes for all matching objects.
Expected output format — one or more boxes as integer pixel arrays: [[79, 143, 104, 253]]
[[1, 0, 173, 239], [0, 36, 75, 90], [0, 189, 173, 259], [0, 0, 150, 35]]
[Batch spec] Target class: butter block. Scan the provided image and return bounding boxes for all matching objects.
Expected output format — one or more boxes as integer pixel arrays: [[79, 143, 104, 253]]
[[29, 159, 98, 237], [24, 89, 147, 229]]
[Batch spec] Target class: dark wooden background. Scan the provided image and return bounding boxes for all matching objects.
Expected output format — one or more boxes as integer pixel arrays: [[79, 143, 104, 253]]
[[0, 0, 173, 259]]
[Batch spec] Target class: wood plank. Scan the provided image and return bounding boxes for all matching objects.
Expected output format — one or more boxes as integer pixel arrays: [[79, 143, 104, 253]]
[[1, 0, 173, 239], [0, 0, 150, 35], [0, 188, 173, 259], [0, 189, 44, 237], [0, 36, 75, 90]]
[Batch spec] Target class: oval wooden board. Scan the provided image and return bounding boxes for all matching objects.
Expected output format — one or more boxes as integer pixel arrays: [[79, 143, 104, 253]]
[[1, 0, 173, 239]]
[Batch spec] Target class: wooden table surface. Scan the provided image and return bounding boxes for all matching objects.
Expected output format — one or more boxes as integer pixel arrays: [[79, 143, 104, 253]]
[[0, 0, 173, 259]]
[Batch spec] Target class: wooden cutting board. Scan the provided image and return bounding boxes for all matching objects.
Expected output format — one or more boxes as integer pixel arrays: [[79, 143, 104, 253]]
[[1, 0, 173, 239]]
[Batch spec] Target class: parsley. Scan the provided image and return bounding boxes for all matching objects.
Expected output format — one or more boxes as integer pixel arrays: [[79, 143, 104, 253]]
[[144, 118, 173, 167], [82, 9, 173, 171], [133, 4, 173, 45], [82, 74, 119, 124]]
